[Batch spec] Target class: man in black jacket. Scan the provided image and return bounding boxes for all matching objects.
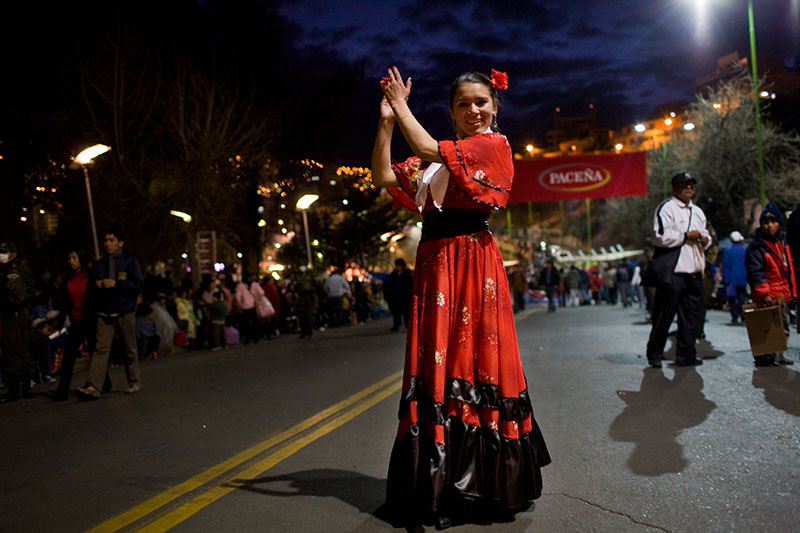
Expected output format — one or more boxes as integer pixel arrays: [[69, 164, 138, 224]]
[[0, 242, 34, 401], [77, 229, 144, 399]]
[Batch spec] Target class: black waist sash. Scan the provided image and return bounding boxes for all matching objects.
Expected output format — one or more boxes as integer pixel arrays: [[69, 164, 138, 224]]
[[420, 209, 489, 242]]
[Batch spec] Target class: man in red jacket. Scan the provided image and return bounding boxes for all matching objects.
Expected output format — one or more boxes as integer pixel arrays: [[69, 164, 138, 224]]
[[745, 203, 797, 366]]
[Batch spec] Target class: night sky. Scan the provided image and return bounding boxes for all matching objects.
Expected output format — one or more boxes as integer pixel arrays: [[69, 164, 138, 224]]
[[1, 0, 798, 164], [279, 0, 800, 151]]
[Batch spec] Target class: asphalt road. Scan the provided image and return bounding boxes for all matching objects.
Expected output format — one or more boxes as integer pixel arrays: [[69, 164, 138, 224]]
[[1, 303, 799, 532]]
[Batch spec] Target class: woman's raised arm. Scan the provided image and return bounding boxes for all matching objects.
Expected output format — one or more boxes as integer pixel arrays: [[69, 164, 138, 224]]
[[381, 66, 442, 163], [371, 96, 399, 187]]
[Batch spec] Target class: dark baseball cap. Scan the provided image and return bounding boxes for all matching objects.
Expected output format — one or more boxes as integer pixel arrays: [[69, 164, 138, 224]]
[[671, 172, 697, 188], [0, 242, 17, 253]]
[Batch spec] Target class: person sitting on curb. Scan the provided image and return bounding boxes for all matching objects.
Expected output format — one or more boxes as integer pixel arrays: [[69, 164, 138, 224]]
[[745, 203, 796, 366]]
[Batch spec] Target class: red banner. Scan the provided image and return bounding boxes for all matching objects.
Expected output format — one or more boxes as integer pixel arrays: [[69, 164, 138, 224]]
[[508, 152, 647, 203]]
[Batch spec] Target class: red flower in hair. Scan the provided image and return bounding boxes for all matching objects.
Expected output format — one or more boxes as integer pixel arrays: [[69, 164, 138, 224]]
[[490, 69, 508, 90]]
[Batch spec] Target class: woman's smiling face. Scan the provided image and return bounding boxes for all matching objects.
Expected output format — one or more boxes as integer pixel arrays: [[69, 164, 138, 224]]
[[449, 82, 497, 139]]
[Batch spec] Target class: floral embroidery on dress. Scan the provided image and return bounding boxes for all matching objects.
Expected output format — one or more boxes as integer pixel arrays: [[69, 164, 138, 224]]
[[461, 306, 470, 325], [417, 345, 425, 361], [434, 350, 444, 367], [488, 420, 499, 431], [486, 333, 499, 346], [435, 291, 446, 307], [468, 232, 481, 241], [484, 277, 497, 299], [462, 403, 470, 418], [478, 369, 496, 383]]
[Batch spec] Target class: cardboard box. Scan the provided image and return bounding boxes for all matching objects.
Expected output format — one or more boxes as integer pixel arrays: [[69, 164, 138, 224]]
[[743, 303, 787, 356]]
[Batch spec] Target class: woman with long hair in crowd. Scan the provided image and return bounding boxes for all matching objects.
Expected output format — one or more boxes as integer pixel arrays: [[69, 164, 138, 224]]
[[52, 250, 94, 401], [372, 66, 550, 528]]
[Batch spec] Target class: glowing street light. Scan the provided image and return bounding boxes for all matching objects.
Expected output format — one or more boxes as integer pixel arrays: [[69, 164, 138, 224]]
[[634, 123, 646, 133], [71, 144, 111, 260], [296, 194, 319, 210], [296, 194, 319, 269], [74, 144, 111, 165], [170, 210, 192, 223]]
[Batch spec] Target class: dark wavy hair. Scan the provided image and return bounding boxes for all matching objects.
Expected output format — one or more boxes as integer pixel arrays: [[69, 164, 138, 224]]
[[66, 249, 90, 278], [448, 71, 499, 109]]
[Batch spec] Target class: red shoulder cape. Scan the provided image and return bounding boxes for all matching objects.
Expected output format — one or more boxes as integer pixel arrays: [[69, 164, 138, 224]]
[[387, 133, 514, 212]]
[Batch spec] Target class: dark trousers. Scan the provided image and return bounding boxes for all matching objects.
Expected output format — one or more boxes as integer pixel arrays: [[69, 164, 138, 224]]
[[728, 285, 747, 322], [137, 334, 160, 360], [646, 273, 704, 364], [238, 308, 258, 343], [545, 286, 557, 312], [513, 291, 526, 312], [327, 296, 344, 326], [56, 321, 93, 399]]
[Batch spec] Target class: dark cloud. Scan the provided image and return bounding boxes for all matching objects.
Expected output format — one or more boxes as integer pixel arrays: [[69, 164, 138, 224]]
[[277, 0, 800, 155], [567, 22, 606, 39]]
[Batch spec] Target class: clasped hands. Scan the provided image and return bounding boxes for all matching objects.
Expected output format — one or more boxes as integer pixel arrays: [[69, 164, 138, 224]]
[[685, 230, 709, 247], [379, 66, 412, 122]]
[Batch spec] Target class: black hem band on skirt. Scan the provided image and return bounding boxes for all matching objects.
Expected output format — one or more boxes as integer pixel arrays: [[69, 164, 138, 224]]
[[386, 414, 551, 515]]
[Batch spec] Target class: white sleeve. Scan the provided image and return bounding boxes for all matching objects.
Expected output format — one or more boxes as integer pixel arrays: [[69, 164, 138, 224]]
[[653, 202, 684, 248]]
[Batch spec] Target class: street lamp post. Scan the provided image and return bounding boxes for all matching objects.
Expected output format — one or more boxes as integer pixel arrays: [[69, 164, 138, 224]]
[[747, 0, 766, 206], [296, 194, 319, 269], [71, 144, 111, 260], [695, 0, 766, 204]]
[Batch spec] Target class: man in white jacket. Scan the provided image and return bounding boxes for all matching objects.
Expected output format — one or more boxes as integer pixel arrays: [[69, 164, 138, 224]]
[[645, 173, 712, 368]]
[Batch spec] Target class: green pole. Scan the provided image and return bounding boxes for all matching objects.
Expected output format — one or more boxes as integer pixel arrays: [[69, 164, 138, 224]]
[[585, 198, 592, 250], [748, 0, 766, 206], [662, 143, 669, 198], [506, 205, 512, 232]]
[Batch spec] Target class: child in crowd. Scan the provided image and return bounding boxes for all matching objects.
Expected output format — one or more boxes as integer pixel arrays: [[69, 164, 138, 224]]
[[135, 304, 160, 360], [29, 316, 56, 384], [745, 202, 797, 366]]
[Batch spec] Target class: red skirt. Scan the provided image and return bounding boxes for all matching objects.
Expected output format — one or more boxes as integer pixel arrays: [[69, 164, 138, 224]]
[[386, 229, 550, 514]]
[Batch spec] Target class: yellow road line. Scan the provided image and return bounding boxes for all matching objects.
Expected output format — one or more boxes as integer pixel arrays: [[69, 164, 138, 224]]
[[515, 305, 544, 322], [136, 379, 402, 532], [86, 370, 402, 533]]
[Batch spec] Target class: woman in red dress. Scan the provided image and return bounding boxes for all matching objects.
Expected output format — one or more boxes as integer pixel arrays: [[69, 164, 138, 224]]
[[372, 66, 550, 527]]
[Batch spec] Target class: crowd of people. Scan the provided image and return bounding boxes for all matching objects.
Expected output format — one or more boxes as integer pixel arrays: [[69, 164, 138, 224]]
[[0, 228, 418, 403], [520, 259, 646, 313]]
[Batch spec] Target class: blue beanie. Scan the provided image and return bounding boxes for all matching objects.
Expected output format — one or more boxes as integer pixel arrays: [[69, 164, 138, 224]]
[[760, 202, 784, 225]]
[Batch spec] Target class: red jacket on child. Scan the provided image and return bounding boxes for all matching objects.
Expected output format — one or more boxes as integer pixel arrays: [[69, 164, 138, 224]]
[[745, 228, 797, 303]]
